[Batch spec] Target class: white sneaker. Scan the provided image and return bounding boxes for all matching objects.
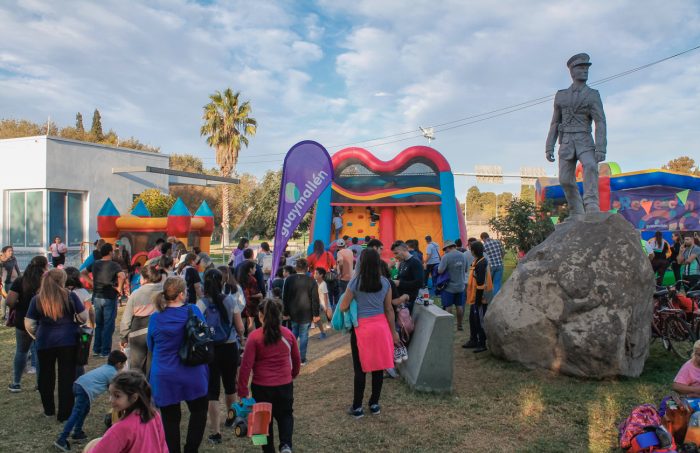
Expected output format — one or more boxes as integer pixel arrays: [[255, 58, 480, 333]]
[[26, 366, 36, 375], [400, 346, 408, 362]]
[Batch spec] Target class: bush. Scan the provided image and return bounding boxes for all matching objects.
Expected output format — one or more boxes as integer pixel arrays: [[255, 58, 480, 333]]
[[489, 199, 555, 253]]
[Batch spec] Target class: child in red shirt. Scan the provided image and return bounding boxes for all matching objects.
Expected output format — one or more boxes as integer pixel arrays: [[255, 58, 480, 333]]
[[84, 370, 168, 453], [238, 299, 301, 453]]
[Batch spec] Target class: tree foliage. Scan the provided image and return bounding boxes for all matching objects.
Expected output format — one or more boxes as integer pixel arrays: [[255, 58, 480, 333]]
[[200, 88, 257, 246], [0, 115, 159, 152], [520, 185, 536, 203], [131, 189, 176, 217], [75, 112, 84, 133], [90, 109, 104, 141], [244, 170, 282, 238], [466, 186, 515, 220], [489, 198, 554, 253], [0, 118, 58, 137], [663, 156, 699, 175]]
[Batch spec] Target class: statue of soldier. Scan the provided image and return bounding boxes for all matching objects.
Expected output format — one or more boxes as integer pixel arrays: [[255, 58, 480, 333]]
[[545, 53, 607, 215]]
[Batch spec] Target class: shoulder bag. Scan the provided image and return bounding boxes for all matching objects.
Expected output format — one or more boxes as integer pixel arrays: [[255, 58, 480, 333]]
[[179, 305, 214, 366]]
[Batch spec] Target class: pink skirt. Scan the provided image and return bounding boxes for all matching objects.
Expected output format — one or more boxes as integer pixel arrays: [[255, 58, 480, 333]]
[[355, 314, 394, 372]]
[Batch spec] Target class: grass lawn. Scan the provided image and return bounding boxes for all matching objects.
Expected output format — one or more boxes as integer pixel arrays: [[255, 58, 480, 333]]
[[0, 303, 684, 453]]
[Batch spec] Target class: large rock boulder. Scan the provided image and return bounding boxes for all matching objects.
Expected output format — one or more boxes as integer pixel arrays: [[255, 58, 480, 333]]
[[484, 213, 655, 378]]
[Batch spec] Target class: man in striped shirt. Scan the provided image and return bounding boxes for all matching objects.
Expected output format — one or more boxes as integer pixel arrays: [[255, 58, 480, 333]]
[[480, 232, 505, 296]]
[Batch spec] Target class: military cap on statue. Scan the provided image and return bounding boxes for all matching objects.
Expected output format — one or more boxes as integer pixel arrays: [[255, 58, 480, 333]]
[[566, 53, 592, 69]]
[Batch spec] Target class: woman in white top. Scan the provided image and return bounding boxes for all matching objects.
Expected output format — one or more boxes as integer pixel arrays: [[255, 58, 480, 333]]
[[120, 265, 164, 374]]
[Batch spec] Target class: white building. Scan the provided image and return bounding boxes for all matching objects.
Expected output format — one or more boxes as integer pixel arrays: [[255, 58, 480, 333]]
[[1, 136, 237, 266], [0, 136, 169, 263]]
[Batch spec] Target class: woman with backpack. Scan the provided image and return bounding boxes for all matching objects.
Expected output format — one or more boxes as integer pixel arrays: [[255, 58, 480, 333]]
[[119, 264, 163, 374], [196, 269, 244, 445], [148, 277, 208, 453], [25, 268, 89, 421], [339, 248, 399, 418], [237, 299, 301, 453], [6, 255, 48, 392]]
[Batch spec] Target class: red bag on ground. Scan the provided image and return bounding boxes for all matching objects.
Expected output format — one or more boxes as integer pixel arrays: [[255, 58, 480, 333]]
[[619, 404, 663, 449]]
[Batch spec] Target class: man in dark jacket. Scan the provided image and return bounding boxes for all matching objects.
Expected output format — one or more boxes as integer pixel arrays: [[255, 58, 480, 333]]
[[391, 241, 424, 312], [282, 259, 318, 364]]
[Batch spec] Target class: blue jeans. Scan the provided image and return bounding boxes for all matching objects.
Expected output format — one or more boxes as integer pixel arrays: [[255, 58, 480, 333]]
[[93, 297, 117, 355], [491, 266, 504, 296], [58, 383, 90, 442], [291, 322, 310, 362], [13, 329, 34, 385]]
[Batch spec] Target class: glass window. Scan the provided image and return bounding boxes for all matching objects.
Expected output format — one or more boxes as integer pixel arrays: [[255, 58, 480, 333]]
[[9, 192, 26, 246], [67, 193, 84, 247], [8, 191, 44, 247], [26, 192, 43, 247], [49, 191, 66, 244]]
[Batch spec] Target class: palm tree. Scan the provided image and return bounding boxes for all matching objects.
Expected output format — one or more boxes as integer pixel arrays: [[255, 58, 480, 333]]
[[201, 89, 257, 248]]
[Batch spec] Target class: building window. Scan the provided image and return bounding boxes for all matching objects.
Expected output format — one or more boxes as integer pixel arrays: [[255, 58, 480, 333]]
[[49, 191, 85, 247], [8, 191, 44, 247]]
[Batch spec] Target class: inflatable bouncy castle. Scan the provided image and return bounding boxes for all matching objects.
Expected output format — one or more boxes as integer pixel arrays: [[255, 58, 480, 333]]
[[537, 164, 700, 234], [309, 146, 467, 257], [97, 197, 214, 265]]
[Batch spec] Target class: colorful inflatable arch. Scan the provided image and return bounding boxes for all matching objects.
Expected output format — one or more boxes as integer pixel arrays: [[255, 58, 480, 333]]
[[309, 146, 467, 257], [97, 198, 214, 265], [537, 164, 700, 233]]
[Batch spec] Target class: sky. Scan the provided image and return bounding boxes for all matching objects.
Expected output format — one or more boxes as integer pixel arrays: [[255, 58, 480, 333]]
[[1, 0, 699, 199]]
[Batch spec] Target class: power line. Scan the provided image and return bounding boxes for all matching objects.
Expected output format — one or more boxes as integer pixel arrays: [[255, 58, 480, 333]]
[[323, 43, 700, 148], [204, 44, 700, 165]]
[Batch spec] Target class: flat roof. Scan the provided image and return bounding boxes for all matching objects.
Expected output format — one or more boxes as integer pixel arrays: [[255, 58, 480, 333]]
[[0, 135, 169, 159], [112, 166, 239, 186]]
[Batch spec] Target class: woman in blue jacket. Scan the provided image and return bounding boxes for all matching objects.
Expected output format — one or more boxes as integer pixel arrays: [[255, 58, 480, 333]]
[[148, 277, 208, 453]]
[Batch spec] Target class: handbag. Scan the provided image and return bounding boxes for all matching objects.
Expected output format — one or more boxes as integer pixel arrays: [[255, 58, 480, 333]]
[[435, 271, 450, 291], [396, 303, 414, 344], [67, 292, 92, 365], [179, 305, 214, 366], [324, 253, 337, 283], [76, 325, 93, 366], [5, 308, 15, 327]]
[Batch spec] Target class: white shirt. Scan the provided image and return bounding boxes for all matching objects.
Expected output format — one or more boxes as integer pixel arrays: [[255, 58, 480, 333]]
[[317, 280, 328, 307]]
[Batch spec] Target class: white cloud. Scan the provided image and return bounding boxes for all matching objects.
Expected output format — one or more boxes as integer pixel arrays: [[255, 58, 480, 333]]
[[0, 0, 698, 199]]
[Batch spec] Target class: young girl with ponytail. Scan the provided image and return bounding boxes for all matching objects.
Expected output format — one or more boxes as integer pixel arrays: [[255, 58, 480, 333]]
[[83, 370, 168, 453], [237, 299, 301, 453]]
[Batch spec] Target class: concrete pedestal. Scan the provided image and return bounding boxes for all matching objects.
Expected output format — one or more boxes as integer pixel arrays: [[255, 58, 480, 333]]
[[398, 302, 454, 393]]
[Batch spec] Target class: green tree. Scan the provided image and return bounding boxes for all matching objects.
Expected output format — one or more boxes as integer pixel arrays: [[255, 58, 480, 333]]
[[244, 170, 281, 238], [663, 156, 699, 175], [90, 109, 103, 141], [466, 186, 484, 219], [200, 89, 257, 247], [496, 192, 513, 217], [75, 112, 84, 133], [520, 185, 536, 203], [131, 189, 175, 217], [489, 198, 554, 253], [0, 119, 42, 138], [170, 153, 205, 173]]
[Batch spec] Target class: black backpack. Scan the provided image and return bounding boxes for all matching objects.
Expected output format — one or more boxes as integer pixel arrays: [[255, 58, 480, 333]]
[[179, 305, 214, 366]]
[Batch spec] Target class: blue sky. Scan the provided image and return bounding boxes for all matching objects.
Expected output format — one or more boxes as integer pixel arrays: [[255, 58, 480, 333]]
[[1, 0, 699, 199]]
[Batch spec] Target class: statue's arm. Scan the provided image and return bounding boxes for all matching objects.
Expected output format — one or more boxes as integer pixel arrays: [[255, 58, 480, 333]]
[[545, 96, 561, 153], [591, 91, 607, 155]]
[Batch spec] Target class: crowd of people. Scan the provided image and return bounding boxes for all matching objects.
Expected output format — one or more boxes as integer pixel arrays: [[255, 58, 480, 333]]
[[648, 231, 700, 289], [1, 229, 513, 452]]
